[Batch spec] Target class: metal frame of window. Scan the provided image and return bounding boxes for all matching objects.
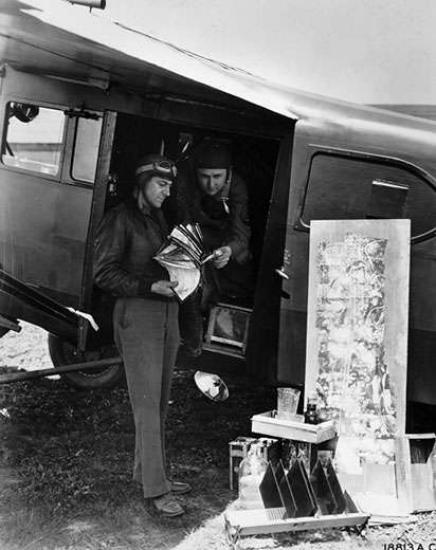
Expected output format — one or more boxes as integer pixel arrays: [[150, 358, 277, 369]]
[[1, 101, 68, 180], [296, 146, 436, 243]]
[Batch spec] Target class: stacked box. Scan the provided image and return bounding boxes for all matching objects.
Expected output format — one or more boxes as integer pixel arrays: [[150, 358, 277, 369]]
[[228, 436, 279, 491]]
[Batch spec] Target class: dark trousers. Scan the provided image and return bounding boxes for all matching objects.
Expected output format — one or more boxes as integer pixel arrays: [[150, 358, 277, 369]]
[[113, 297, 180, 498], [179, 290, 204, 357]]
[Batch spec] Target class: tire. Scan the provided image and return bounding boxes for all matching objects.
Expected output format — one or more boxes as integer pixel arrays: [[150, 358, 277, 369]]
[[47, 334, 124, 390]]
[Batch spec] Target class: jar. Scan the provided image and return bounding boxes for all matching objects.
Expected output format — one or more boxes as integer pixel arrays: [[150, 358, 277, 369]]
[[237, 443, 268, 510], [304, 392, 319, 424]]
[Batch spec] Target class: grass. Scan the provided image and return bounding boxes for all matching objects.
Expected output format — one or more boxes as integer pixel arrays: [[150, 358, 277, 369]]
[[0, 366, 435, 549], [0, 368, 275, 549]]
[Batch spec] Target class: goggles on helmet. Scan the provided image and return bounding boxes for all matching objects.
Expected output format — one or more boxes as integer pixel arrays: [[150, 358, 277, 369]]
[[135, 160, 177, 178]]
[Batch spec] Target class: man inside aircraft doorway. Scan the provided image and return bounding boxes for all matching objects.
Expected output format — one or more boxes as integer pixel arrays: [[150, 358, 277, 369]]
[[178, 138, 254, 360]]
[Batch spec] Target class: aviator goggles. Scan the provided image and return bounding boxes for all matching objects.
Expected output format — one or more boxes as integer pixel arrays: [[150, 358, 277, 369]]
[[135, 160, 177, 179]]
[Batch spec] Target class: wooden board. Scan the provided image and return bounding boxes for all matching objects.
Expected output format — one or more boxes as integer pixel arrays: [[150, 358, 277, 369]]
[[224, 509, 369, 538], [305, 220, 411, 514], [305, 220, 410, 437]]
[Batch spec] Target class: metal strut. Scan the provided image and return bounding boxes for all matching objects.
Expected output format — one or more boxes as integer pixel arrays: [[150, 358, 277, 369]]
[[0, 357, 123, 385], [0, 269, 78, 328]]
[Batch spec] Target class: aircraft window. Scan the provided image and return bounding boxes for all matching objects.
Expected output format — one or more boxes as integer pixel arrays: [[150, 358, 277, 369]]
[[2, 102, 65, 176], [301, 153, 436, 237], [367, 179, 409, 219], [71, 115, 102, 183]]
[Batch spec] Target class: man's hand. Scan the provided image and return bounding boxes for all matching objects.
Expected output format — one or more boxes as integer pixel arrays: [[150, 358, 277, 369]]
[[213, 246, 232, 269], [151, 280, 179, 297]]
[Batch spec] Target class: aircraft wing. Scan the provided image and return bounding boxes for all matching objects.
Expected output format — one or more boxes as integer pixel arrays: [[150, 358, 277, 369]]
[[0, 0, 299, 119], [4, 0, 436, 134]]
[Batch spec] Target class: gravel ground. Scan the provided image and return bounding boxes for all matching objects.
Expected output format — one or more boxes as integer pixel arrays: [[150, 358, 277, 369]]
[[0, 322, 53, 372]]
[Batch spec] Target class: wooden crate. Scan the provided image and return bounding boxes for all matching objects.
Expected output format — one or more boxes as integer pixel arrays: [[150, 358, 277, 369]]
[[399, 433, 436, 513], [252, 410, 337, 444], [228, 437, 279, 491], [337, 433, 436, 516]]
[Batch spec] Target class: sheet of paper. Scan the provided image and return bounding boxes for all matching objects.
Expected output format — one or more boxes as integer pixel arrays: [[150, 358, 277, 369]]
[[155, 258, 200, 301]]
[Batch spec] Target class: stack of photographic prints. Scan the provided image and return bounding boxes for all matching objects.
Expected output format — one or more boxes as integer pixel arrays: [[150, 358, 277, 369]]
[[154, 223, 205, 301]]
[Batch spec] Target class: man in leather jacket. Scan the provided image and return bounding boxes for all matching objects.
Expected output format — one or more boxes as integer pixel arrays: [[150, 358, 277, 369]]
[[93, 154, 190, 517]]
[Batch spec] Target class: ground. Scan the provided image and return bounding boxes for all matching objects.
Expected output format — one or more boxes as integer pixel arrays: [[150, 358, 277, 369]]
[[0, 324, 435, 550]]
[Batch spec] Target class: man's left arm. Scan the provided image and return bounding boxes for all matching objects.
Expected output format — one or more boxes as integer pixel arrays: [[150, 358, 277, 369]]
[[226, 178, 251, 263]]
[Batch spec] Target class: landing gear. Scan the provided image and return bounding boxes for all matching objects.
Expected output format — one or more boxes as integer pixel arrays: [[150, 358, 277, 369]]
[[47, 334, 124, 389]]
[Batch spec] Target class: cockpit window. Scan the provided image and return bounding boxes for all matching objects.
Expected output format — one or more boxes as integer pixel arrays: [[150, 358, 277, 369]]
[[2, 102, 65, 176]]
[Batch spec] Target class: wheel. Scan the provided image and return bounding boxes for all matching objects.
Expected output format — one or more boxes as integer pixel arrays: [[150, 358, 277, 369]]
[[48, 334, 124, 389]]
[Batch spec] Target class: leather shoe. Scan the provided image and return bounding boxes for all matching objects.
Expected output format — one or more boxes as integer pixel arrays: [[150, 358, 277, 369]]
[[170, 480, 192, 495], [151, 493, 184, 517]]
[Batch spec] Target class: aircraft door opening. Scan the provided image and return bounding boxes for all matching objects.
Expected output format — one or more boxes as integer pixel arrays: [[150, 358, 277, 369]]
[[91, 111, 283, 375]]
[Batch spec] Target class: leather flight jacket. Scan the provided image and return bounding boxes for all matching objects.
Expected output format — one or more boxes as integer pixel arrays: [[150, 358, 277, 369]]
[[93, 199, 172, 300]]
